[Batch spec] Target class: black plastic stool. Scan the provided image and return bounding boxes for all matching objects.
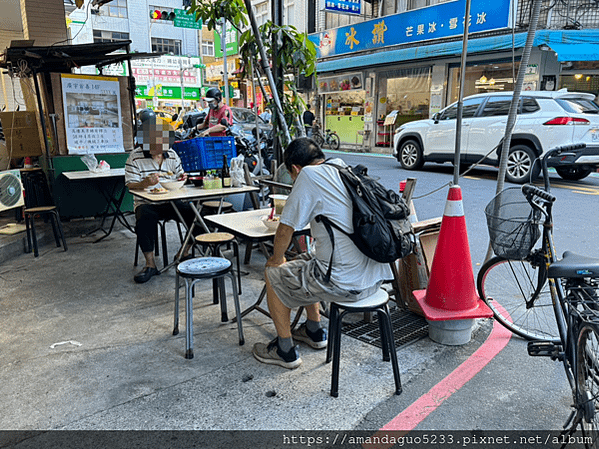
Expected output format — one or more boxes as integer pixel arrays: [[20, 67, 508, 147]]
[[24, 206, 68, 257], [173, 257, 245, 359], [326, 288, 402, 397]]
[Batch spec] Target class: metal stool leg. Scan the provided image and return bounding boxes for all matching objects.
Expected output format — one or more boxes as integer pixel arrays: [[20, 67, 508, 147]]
[[184, 278, 195, 359], [52, 211, 67, 251], [49, 212, 61, 247], [218, 276, 228, 322], [29, 215, 39, 257], [377, 309, 391, 362], [227, 271, 245, 346], [173, 271, 180, 335], [380, 305, 402, 395], [330, 309, 346, 398], [24, 213, 33, 254]]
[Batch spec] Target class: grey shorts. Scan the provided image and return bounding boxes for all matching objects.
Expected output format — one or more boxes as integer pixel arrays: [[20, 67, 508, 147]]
[[265, 253, 382, 309]]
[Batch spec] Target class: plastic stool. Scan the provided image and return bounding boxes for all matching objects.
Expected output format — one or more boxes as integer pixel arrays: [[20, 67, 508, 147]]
[[24, 206, 68, 257], [173, 257, 244, 359], [326, 288, 402, 397], [195, 232, 242, 297], [202, 200, 233, 214]]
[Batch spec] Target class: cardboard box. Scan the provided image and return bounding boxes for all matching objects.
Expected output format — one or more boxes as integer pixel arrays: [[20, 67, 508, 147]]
[[0, 111, 44, 158]]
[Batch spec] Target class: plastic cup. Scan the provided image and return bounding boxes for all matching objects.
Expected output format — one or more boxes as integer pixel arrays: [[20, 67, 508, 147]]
[[271, 194, 288, 215]]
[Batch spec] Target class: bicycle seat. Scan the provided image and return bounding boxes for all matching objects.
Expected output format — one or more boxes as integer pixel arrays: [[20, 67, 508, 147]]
[[547, 251, 599, 279]]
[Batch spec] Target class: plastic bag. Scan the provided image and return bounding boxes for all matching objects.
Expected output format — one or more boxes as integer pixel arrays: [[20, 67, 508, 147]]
[[81, 154, 110, 173], [230, 155, 245, 187]]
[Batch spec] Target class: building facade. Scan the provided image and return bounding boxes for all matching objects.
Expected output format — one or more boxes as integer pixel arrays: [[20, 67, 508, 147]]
[[310, 0, 599, 149]]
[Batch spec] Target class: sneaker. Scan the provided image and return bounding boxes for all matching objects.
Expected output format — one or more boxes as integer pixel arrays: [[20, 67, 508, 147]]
[[292, 323, 328, 349], [252, 338, 302, 369]]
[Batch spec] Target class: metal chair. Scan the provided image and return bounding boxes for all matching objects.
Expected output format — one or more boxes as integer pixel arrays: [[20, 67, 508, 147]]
[[24, 206, 67, 257]]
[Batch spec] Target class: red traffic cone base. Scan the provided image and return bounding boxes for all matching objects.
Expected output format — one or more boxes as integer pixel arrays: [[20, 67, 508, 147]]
[[414, 186, 492, 321]]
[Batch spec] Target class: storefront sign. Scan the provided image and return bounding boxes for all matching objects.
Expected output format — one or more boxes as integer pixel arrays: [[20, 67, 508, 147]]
[[135, 85, 201, 100], [325, 0, 361, 16], [310, 0, 512, 58], [61, 74, 124, 155], [205, 59, 240, 82], [214, 22, 239, 57], [318, 73, 363, 93]]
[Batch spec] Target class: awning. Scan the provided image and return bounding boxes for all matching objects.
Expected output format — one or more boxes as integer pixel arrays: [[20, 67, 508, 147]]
[[546, 42, 599, 62]]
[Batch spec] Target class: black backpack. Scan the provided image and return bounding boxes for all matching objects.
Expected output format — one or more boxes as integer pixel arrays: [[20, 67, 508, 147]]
[[316, 162, 415, 282]]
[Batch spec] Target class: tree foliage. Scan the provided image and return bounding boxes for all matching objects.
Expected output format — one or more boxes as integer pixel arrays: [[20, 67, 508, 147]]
[[188, 0, 317, 142]]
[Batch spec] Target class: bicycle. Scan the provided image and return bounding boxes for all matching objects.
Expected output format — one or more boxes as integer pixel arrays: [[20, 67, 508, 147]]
[[477, 143, 599, 446], [312, 122, 341, 151]]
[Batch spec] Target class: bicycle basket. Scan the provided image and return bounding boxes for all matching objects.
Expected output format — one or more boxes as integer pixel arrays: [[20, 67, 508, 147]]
[[484, 187, 541, 259]]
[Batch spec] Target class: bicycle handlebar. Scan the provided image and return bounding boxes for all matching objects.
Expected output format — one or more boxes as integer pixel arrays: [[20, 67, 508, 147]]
[[522, 184, 556, 203], [539, 143, 586, 192]]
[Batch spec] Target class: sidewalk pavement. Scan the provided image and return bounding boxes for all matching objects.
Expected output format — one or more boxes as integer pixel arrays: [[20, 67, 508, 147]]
[[0, 215, 476, 437]]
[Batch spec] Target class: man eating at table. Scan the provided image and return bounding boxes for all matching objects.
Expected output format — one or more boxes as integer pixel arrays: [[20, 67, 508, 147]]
[[252, 137, 392, 369], [125, 111, 199, 284]]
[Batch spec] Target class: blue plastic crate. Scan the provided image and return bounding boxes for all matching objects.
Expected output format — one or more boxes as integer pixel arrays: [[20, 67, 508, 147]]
[[172, 137, 236, 172]]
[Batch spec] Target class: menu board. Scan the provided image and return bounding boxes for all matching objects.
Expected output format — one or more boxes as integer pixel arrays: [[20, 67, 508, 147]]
[[318, 73, 364, 94], [61, 74, 124, 155]]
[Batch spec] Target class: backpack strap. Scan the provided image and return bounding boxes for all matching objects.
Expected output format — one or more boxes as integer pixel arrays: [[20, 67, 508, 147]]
[[315, 215, 350, 283]]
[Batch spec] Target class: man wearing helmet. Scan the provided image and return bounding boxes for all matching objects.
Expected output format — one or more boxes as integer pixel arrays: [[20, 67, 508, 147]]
[[195, 87, 233, 137]]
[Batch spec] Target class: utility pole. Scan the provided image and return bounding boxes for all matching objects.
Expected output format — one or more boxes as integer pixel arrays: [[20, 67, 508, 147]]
[[221, 18, 230, 106]]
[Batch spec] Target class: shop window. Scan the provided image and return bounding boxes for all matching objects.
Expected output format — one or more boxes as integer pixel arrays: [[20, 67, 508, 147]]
[[385, 67, 431, 121], [447, 62, 520, 105]]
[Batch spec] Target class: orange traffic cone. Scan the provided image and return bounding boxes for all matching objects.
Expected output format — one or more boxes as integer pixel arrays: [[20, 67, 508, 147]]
[[413, 185, 492, 344]]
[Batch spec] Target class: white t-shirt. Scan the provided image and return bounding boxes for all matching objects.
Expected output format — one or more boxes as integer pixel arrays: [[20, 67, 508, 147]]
[[280, 158, 392, 291]]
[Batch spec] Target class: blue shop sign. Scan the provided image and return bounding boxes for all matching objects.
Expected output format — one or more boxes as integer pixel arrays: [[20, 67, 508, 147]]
[[309, 0, 512, 58], [326, 0, 361, 16]]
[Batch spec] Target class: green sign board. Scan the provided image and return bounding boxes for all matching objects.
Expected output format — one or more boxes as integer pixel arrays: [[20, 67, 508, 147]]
[[214, 22, 238, 57], [135, 85, 202, 100], [173, 9, 202, 29]]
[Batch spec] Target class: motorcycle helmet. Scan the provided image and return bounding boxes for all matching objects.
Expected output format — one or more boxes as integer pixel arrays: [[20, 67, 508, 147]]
[[204, 87, 222, 110], [138, 108, 156, 125]]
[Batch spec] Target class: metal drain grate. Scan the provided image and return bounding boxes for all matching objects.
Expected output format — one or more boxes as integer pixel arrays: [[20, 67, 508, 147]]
[[341, 307, 428, 350]]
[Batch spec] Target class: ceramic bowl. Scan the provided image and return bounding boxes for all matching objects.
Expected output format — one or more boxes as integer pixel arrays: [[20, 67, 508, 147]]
[[261, 215, 281, 231], [161, 180, 186, 190]]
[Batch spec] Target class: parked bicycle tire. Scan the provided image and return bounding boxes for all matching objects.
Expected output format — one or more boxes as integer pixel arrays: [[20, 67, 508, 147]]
[[326, 132, 340, 151], [313, 132, 324, 148], [477, 256, 560, 342], [577, 323, 599, 445]]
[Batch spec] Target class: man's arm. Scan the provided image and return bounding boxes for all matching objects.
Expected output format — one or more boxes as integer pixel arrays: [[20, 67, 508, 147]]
[[266, 223, 295, 267]]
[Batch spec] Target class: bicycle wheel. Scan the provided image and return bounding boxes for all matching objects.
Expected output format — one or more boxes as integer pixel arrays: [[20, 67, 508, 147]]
[[313, 132, 324, 147], [577, 323, 599, 447], [326, 133, 340, 151], [477, 256, 559, 341]]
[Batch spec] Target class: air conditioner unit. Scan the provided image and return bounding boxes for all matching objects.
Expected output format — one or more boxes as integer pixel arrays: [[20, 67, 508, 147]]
[[0, 170, 25, 212]]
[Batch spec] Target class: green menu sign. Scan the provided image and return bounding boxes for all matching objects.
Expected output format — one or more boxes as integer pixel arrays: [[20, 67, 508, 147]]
[[174, 9, 202, 29]]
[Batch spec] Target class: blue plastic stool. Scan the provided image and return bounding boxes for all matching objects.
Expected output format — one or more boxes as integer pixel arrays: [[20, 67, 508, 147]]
[[173, 257, 244, 359]]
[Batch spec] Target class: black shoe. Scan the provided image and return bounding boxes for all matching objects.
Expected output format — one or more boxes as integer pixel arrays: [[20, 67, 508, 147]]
[[134, 266, 160, 284], [252, 338, 302, 369]]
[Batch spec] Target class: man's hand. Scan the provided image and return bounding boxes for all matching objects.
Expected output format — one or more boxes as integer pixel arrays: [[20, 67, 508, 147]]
[[144, 173, 160, 188]]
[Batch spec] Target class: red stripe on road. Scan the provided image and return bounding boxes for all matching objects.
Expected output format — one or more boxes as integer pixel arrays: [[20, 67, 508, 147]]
[[382, 312, 512, 432]]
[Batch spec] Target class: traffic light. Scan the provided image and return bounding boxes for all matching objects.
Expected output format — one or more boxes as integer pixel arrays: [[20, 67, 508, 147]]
[[150, 10, 175, 20]]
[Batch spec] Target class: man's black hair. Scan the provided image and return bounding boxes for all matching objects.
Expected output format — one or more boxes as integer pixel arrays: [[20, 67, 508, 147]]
[[284, 137, 325, 173]]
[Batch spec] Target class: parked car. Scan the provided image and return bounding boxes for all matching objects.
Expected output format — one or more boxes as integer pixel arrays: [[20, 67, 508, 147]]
[[230, 107, 272, 140], [393, 90, 599, 183]]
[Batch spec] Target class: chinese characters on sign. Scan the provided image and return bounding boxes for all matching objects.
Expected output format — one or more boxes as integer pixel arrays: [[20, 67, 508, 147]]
[[61, 74, 125, 155], [310, 0, 509, 58], [326, 0, 361, 15]]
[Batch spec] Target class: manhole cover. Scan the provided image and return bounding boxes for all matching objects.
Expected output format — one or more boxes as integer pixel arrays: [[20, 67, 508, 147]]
[[341, 307, 428, 349]]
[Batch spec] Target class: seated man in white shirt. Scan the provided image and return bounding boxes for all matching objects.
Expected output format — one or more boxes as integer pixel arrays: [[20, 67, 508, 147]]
[[252, 138, 392, 369]]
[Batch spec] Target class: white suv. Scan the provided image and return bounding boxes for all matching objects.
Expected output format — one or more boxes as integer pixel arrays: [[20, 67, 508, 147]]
[[393, 90, 599, 183]]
